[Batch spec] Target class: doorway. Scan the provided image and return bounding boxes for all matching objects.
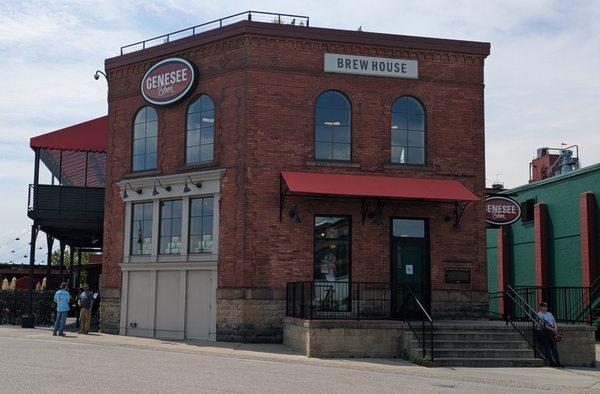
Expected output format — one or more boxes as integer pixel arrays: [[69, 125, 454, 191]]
[[390, 218, 430, 318]]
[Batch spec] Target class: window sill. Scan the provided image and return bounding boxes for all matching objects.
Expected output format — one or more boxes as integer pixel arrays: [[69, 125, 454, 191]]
[[307, 161, 361, 168], [177, 161, 221, 172], [383, 164, 435, 171], [123, 169, 162, 179]]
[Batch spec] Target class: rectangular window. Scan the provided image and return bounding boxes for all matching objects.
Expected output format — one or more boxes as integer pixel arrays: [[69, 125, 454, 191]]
[[159, 200, 182, 255], [131, 202, 153, 255], [314, 216, 351, 282], [188, 197, 214, 254], [392, 219, 425, 238]]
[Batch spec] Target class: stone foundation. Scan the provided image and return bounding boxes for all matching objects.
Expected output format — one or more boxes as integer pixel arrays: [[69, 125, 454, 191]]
[[99, 297, 120, 334], [556, 324, 596, 367], [283, 317, 413, 358], [216, 298, 285, 342], [431, 289, 488, 319]]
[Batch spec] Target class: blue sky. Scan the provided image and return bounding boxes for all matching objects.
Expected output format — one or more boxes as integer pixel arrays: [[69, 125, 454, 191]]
[[0, 0, 599, 263]]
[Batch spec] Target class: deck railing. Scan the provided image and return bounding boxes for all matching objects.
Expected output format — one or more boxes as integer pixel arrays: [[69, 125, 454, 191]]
[[121, 11, 310, 55]]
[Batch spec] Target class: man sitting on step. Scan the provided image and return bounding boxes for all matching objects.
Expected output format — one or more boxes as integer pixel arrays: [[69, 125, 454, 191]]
[[536, 302, 564, 367]]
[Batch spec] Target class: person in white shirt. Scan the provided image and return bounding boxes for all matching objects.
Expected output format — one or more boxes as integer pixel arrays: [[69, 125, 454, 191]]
[[537, 302, 563, 367]]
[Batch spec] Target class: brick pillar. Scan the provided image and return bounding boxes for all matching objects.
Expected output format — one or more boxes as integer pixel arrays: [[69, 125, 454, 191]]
[[534, 203, 549, 287], [580, 192, 597, 288], [497, 226, 511, 314]]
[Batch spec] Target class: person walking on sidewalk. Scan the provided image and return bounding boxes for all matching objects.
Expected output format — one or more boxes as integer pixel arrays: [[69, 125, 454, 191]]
[[53, 283, 70, 337], [77, 285, 94, 334]]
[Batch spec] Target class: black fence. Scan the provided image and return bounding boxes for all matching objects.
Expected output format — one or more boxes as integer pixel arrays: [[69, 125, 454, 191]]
[[489, 286, 592, 324], [286, 281, 428, 320], [121, 11, 310, 54], [503, 286, 547, 360], [0, 290, 54, 326]]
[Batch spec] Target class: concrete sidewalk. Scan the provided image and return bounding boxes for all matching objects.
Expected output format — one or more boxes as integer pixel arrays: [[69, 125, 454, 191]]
[[4, 326, 600, 392]]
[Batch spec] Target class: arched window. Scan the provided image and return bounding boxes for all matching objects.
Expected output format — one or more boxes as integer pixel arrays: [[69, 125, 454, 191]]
[[132, 106, 158, 171], [186, 95, 214, 164], [315, 91, 351, 161], [391, 97, 425, 165]]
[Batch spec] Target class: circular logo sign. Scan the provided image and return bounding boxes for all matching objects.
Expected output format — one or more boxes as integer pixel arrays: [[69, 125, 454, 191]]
[[486, 196, 522, 226], [141, 58, 197, 105]]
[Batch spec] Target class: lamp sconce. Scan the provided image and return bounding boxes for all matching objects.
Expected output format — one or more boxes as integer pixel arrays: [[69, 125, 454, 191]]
[[152, 179, 172, 196], [182, 176, 203, 193], [288, 206, 301, 224], [123, 183, 142, 199], [94, 70, 108, 82]]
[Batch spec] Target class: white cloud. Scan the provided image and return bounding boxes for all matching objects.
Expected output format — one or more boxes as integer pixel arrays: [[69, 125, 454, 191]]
[[0, 0, 599, 262]]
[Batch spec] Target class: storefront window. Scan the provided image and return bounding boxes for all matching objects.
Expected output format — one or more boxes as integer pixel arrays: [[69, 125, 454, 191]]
[[314, 216, 351, 281], [189, 197, 214, 253], [186, 95, 214, 165], [132, 107, 158, 171], [159, 200, 182, 254], [315, 91, 351, 161], [391, 96, 425, 165], [131, 202, 153, 255]]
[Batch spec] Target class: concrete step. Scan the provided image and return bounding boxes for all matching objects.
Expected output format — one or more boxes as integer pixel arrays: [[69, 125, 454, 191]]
[[433, 348, 535, 359], [418, 340, 529, 350], [431, 358, 544, 368], [419, 332, 523, 341]]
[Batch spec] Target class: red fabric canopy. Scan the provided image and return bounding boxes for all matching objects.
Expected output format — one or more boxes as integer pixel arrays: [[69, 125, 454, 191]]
[[30, 116, 108, 153], [281, 171, 479, 201]]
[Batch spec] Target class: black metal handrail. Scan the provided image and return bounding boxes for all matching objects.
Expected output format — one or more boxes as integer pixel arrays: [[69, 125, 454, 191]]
[[504, 285, 546, 360], [567, 276, 600, 325], [513, 285, 591, 324], [121, 11, 310, 55], [402, 283, 434, 361]]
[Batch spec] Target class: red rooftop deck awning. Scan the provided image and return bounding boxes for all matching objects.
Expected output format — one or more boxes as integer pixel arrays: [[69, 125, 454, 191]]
[[30, 116, 108, 153], [281, 171, 479, 202]]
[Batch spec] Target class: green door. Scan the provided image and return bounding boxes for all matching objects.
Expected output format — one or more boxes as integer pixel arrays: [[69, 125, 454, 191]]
[[390, 219, 430, 318]]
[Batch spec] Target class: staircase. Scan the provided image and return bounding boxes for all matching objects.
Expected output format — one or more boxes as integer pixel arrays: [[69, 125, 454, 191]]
[[410, 320, 544, 367]]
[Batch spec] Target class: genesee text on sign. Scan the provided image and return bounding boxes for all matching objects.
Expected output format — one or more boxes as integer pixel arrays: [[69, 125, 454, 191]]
[[324, 53, 418, 79]]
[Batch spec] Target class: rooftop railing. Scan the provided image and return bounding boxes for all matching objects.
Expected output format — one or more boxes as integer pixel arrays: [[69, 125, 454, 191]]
[[121, 11, 310, 55]]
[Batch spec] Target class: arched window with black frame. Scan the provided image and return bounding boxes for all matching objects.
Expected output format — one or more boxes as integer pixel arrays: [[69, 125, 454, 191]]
[[132, 106, 158, 171], [186, 95, 214, 165], [315, 90, 351, 161], [391, 96, 425, 165]]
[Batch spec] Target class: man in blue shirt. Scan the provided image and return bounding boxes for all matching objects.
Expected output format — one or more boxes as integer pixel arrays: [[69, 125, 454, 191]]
[[537, 302, 563, 367], [53, 282, 70, 336]]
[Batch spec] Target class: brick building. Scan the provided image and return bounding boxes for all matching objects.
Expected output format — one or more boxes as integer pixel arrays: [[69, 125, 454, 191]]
[[100, 13, 490, 342]]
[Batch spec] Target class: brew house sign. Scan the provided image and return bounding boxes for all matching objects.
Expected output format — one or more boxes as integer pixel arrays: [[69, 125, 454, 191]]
[[141, 58, 197, 105], [485, 196, 522, 226]]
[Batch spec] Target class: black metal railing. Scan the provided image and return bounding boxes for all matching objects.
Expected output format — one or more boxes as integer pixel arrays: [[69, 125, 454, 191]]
[[513, 286, 591, 324], [503, 285, 546, 360], [488, 290, 505, 319], [121, 11, 310, 55], [0, 290, 54, 326], [403, 284, 434, 360], [28, 184, 104, 221], [286, 281, 393, 320]]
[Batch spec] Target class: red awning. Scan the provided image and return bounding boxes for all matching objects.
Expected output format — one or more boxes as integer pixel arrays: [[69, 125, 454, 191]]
[[30, 116, 108, 153], [281, 171, 479, 202]]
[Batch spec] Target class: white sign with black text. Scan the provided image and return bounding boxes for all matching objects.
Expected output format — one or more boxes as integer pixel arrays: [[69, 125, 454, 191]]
[[324, 53, 418, 79]]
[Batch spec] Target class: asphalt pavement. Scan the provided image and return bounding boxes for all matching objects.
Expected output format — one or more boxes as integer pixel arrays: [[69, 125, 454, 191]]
[[0, 326, 599, 393]]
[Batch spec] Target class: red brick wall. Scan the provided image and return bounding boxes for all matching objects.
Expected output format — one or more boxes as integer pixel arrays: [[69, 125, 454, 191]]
[[103, 29, 488, 311]]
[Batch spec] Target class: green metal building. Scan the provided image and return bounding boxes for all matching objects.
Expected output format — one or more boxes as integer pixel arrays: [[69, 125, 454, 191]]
[[487, 161, 600, 312]]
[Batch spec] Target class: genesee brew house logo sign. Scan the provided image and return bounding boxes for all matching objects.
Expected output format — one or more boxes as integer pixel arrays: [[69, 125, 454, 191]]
[[141, 57, 197, 105], [486, 196, 521, 226]]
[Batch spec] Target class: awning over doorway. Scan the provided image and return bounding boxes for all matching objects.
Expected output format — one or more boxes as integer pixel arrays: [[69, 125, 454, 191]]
[[280, 171, 479, 227], [281, 171, 479, 201]]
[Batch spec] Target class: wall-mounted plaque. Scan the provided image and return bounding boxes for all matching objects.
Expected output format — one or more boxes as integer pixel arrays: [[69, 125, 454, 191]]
[[445, 268, 471, 284]]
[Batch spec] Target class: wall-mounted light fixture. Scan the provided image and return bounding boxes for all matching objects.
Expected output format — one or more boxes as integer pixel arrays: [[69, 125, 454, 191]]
[[152, 179, 172, 196], [123, 183, 142, 199], [182, 176, 203, 193]]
